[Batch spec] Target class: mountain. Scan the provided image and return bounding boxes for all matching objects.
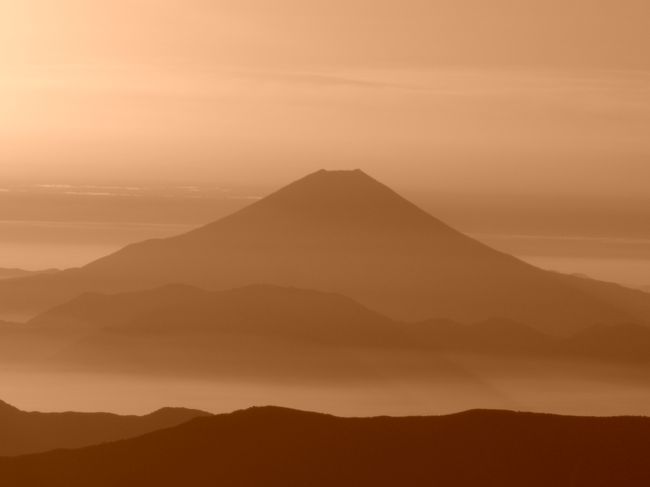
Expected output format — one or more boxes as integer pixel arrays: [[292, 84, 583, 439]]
[[28, 283, 213, 331], [31, 285, 475, 382], [30, 284, 400, 343], [0, 399, 210, 456], [0, 268, 58, 280], [2, 406, 650, 486], [20, 284, 650, 383], [1, 169, 649, 334]]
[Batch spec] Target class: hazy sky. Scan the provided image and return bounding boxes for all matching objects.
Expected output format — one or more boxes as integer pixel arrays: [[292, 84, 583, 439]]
[[1, 0, 649, 196]]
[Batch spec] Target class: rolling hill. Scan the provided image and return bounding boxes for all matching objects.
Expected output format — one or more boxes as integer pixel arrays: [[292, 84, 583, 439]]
[[0, 399, 210, 456], [2, 406, 650, 486], [31, 285, 475, 382], [21, 284, 650, 381]]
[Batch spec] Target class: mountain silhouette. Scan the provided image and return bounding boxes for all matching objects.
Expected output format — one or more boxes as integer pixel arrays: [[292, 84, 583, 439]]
[[29, 285, 554, 354], [1, 170, 649, 334], [32, 285, 477, 382], [31, 284, 397, 342], [0, 399, 210, 456], [2, 406, 650, 486], [29, 284, 212, 330], [21, 284, 650, 382]]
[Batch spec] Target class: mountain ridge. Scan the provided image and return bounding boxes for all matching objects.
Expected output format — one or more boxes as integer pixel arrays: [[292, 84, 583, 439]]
[[23, 284, 650, 381], [2, 405, 650, 486], [0, 399, 210, 457]]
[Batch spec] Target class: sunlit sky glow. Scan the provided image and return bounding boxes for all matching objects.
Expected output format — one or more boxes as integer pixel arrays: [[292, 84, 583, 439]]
[[0, 0, 648, 196]]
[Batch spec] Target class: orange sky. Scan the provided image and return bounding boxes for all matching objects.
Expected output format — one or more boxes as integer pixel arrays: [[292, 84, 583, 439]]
[[1, 0, 648, 196]]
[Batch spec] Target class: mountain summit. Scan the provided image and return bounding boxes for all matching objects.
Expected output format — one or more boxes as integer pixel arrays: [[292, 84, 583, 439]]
[[230, 169, 443, 224], [1, 169, 649, 334], [182, 169, 459, 238]]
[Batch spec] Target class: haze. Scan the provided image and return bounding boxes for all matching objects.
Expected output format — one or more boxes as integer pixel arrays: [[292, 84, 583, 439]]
[[1, 0, 650, 463], [1, 0, 649, 196]]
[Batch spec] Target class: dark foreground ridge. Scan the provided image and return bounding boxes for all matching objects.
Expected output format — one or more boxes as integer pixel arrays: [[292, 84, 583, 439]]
[[0, 399, 211, 456], [2, 405, 650, 486]]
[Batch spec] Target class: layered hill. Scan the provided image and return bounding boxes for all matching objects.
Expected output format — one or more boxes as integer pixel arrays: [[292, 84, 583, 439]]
[[0, 399, 210, 456], [31, 285, 474, 382], [22, 284, 650, 382], [1, 170, 649, 334], [31, 284, 400, 344], [2, 406, 650, 486]]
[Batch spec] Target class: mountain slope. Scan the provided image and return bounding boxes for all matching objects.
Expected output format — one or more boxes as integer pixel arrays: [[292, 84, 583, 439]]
[[0, 399, 210, 456], [1, 169, 649, 334], [2, 406, 650, 487]]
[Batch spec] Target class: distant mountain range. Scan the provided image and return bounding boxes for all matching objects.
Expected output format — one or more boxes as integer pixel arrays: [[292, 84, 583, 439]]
[[2, 406, 650, 486], [1, 170, 649, 335], [0, 399, 209, 456], [0, 268, 58, 280], [15, 284, 650, 381], [27, 285, 473, 382]]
